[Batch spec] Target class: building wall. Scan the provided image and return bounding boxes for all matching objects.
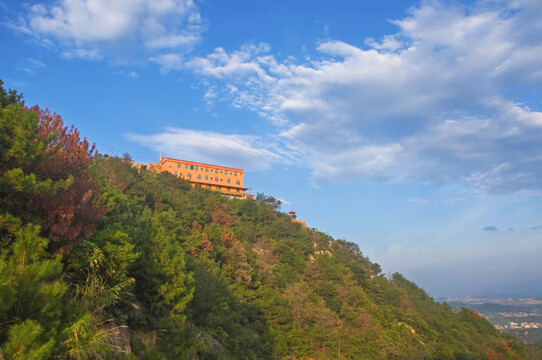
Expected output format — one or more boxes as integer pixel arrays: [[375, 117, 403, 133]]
[[158, 157, 247, 197]]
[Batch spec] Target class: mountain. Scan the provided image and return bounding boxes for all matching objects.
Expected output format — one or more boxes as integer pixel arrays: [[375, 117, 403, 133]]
[[0, 81, 538, 359]]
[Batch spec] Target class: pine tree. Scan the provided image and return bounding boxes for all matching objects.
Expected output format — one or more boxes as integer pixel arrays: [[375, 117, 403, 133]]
[[0, 221, 64, 358]]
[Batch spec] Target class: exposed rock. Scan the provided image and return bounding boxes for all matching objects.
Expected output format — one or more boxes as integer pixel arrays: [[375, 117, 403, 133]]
[[102, 321, 131, 355]]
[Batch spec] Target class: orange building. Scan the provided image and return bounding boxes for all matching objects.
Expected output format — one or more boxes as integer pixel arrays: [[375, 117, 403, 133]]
[[155, 156, 248, 198]]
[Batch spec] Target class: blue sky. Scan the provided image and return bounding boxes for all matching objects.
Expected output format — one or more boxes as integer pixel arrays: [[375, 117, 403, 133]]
[[2, 0, 542, 298]]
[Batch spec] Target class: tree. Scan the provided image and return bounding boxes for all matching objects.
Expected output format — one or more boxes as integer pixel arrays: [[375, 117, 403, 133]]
[[314, 280, 343, 313], [0, 83, 103, 254], [134, 223, 194, 328], [256, 193, 282, 210], [0, 221, 64, 359], [0, 79, 23, 108], [33, 107, 104, 253]]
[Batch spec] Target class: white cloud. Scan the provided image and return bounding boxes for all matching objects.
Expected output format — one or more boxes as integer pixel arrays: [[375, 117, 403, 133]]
[[114, 70, 139, 78], [150, 53, 184, 72], [27, 58, 46, 67], [126, 128, 293, 170], [441, 197, 466, 204], [16, 58, 47, 75], [185, 0, 542, 193], [408, 198, 429, 205], [16, 0, 203, 60]]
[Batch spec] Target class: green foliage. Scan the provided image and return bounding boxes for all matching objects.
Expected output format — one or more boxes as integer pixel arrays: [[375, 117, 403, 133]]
[[0, 221, 73, 358], [137, 225, 194, 327], [255, 193, 282, 210], [0, 80, 23, 108], [313, 280, 343, 313], [61, 312, 111, 360], [2, 320, 55, 360], [0, 104, 56, 198], [0, 222, 66, 331], [186, 260, 274, 359]]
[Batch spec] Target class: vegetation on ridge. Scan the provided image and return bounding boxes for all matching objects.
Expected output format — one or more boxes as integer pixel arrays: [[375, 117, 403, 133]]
[[0, 81, 538, 359]]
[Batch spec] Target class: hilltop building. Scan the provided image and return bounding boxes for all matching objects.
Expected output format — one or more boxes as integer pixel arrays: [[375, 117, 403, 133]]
[[148, 155, 249, 198]]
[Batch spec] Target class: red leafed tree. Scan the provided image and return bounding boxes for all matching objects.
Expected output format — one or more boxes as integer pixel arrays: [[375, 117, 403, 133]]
[[0, 101, 105, 255], [211, 202, 234, 227], [31, 106, 105, 254]]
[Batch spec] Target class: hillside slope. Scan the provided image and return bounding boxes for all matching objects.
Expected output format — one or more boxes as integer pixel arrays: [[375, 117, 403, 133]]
[[0, 82, 537, 359], [89, 157, 537, 359]]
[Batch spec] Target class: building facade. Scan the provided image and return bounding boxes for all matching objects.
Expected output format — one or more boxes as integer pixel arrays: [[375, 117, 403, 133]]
[[156, 157, 248, 198]]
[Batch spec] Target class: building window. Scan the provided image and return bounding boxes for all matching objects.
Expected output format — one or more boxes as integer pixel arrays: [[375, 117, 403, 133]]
[[215, 177, 218, 182], [205, 168, 209, 172], [236, 180, 240, 185], [198, 174, 201, 179], [168, 166, 172, 168], [185, 164, 189, 169], [225, 170, 228, 175], [177, 163, 181, 168], [174, 171, 178, 175], [187, 173, 191, 178], [215, 169, 218, 174], [236, 189, 240, 192], [190, 165, 194, 170], [234, 172, 237, 176], [195, 166, 199, 170], [227, 179, 230, 183], [205, 175, 208, 180], [217, 186, 221, 190]]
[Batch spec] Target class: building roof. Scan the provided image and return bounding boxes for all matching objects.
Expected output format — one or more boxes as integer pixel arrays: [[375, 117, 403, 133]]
[[160, 157, 244, 172]]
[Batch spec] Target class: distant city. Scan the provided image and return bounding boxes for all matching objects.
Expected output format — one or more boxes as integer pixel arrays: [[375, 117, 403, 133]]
[[440, 297, 542, 346]]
